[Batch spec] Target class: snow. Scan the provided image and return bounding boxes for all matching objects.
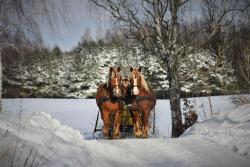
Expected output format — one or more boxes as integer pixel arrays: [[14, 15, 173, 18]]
[[0, 112, 89, 167], [85, 138, 250, 167], [3, 47, 236, 98], [2, 95, 249, 137], [182, 104, 250, 159], [1, 101, 250, 166]]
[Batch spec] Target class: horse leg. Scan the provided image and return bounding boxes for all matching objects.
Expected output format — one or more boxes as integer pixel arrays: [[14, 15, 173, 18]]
[[132, 113, 138, 136], [142, 110, 150, 138], [133, 112, 142, 137], [113, 111, 122, 139], [102, 110, 110, 138]]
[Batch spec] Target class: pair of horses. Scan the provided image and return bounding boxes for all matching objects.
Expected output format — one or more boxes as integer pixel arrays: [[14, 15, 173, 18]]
[[96, 67, 156, 139]]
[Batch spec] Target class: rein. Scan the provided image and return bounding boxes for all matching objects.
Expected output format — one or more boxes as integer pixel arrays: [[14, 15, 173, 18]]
[[97, 82, 124, 107]]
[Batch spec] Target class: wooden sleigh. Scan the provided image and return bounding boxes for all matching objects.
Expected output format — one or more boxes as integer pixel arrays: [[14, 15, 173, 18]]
[[93, 102, 156, 139]]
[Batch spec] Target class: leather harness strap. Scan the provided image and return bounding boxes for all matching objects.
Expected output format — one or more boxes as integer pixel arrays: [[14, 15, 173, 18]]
[[96, 97, 110, 107], [98, 96, 155, 107], [97, 97, 125, 111]]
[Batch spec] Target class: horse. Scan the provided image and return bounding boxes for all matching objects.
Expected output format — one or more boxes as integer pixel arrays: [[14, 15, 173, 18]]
[[96, 67, 123, 139], [128, 67, 156, 138]]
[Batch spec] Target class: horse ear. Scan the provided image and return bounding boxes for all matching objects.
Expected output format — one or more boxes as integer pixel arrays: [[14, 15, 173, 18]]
[[109, 67, 113, 72], [138, 66, 142, 72], [117, 66, 121, 72], [130, 66, 133, 72]]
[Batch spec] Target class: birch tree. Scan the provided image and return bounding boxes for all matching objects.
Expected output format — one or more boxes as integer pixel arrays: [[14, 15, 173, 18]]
[[89, 0, 188, 137], [89, 0, 249, 137]]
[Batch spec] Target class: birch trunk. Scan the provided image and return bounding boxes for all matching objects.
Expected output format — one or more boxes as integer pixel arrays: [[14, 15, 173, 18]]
[[154, 0, 183, 137]]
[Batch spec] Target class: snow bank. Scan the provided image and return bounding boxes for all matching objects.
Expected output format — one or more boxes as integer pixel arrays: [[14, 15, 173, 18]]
[[27, 112, 84, 143], [1, 102, 250, 167], [3, 95, 242, 138], [182, 104, 250, 159], [0, 112, 89, 167]]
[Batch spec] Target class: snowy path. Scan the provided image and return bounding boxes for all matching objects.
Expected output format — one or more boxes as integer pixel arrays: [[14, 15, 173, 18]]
[[85, 138, 249, 167]]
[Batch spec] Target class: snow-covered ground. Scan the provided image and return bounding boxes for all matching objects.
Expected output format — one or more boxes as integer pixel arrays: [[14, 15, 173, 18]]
[[0, 112, 90, 167], [182, 104, 250, 159], [2, 95, 246, 137], [1, 96, 250, 167]]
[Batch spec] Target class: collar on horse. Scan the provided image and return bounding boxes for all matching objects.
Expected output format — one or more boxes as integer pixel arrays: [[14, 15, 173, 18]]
[[97, 96, 124, 107], [96, 97, 110, 106]]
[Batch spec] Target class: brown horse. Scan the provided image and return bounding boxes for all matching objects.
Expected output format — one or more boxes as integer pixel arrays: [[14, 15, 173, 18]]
[[129, 67, 156, 138], [96, 67, 123, 139]]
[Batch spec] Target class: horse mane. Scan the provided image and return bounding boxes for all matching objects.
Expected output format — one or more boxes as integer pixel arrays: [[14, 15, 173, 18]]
[[106, 71, 112, 88], [140, 74, 150, 92]]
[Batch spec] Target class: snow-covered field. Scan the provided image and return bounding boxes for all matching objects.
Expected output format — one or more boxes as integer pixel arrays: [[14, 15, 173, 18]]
[[1, 95, 250, 167], [2, 95, 243, 137]]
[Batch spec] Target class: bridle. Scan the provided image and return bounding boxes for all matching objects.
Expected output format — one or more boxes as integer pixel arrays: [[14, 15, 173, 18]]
[[131, 74, 138, 88], [110, 71, 123, 97], [130, 73, 140, 96], [112, 71, 121, 88]]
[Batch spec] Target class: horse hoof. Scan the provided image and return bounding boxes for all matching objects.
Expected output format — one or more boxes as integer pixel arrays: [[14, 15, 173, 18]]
[[113, 133, 121, 139], [142, 134, 148, 138], [134, 131, 142, 138], [135, 135, 141, 138], [102, 133, 110, 139], [113, 135, 121, 139]]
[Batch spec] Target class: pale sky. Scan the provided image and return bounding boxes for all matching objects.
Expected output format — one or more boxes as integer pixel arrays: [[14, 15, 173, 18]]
[[40, 0, 201, 52], [40, 0, 110, 52]]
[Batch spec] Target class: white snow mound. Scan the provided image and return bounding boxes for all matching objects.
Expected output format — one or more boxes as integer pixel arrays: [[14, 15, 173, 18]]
[[0, 112, 89, 167], [27, 112, 84, 143], [1, 103, 250, 167], [182, 104, 250, 159]]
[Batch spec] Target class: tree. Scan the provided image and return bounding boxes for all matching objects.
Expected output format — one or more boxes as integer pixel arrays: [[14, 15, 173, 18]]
[[90, 0, 188, 137], [52, 45, 62, 56], [199, 0, 248, 65], [82, 28, 94, 43], [80, 27, 97, 48], [89, 0, 249, 137], [0, 0, 72, 46], [96, 25, 105, 46], [104, 30, 112, 44], [239, 49, 250, 89], [0, 0, 72, 111]]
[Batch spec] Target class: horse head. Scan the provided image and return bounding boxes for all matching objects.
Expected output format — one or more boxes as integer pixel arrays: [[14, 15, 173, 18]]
[[129, 67, 142, 96], [108, 66, 123, 97]]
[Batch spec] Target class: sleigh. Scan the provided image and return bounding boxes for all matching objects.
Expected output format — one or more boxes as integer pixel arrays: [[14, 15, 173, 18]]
[[93, 103, 156, 139]]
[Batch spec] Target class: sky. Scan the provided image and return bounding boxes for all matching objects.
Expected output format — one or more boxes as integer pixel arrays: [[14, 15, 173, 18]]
[[39, 0, 201, 52], [40, 0, 110, 52]]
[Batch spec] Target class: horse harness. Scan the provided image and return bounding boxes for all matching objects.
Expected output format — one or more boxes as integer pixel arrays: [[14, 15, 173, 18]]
[[97, 96, 125, 112], [97, 95, 155, 116]]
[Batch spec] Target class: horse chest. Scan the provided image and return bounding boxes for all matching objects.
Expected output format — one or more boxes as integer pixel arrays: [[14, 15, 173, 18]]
[[102, 102, 119, 112], [131, 99, 155, 112]]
